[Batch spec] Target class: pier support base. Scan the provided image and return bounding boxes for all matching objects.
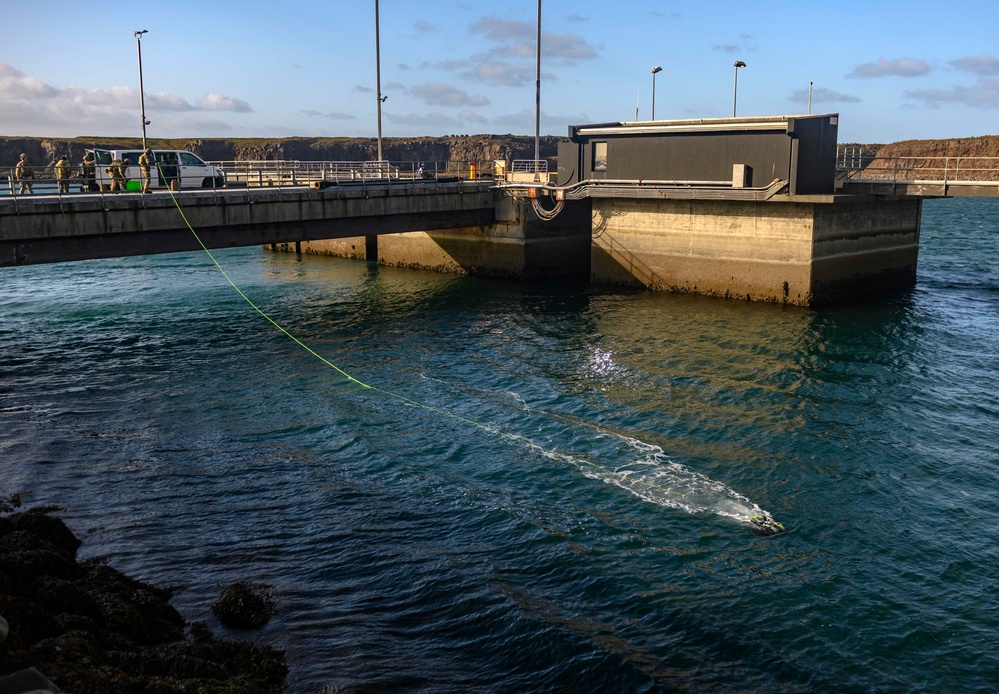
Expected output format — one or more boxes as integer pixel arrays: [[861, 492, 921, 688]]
[[276, 199, 592, 281], [590, 196, 921, 306]]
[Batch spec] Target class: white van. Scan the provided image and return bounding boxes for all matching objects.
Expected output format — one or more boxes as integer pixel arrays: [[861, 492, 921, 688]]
[[89, 148, 225, 191]]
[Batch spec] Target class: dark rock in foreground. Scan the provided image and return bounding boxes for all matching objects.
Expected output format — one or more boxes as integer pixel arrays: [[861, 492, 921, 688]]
[[212, 582, 276, 631], [0, 498, 287, 693]]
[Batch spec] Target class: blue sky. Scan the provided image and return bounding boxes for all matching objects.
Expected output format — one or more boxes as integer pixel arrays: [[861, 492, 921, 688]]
[[2, 0, 998, 144]]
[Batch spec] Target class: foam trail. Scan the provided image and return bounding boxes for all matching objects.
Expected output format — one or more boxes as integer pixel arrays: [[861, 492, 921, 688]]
[[546, 430, 768, 525], [427, 375, 780, 529]]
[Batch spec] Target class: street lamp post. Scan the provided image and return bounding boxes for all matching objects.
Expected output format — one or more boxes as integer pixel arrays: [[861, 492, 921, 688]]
[[651, 66, 662, 120], [375, 0, 384, 163], [534, 0, 541, 180], [732, 60, 746, 118], [134, 29, 150, 150], [808, 81, 813, 114]]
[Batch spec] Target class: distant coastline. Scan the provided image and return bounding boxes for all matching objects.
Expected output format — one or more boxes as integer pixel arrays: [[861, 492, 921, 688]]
[[0, 134, 565, 168]]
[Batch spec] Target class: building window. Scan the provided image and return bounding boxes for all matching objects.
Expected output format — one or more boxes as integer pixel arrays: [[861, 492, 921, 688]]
[[593, 142, 607, 171]]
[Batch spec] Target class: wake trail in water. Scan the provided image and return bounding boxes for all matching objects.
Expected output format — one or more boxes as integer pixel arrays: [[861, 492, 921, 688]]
[[425, 376, 780, 531]]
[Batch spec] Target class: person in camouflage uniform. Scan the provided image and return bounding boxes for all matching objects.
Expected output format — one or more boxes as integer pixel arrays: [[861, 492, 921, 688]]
[[15, 153, 34, 194], [138, 148, 153, 193], [81, 152, 97, 192], [106, 157, 126, 192], [54, 156, 71, 194]]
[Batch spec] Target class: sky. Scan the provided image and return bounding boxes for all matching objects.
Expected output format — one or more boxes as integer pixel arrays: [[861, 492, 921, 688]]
[[3, 0, 999, 144]]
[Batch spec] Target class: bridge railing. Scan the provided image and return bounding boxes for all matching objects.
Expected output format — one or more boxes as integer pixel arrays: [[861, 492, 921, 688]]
[[1, 164, 100, 198], [211, 160, 497, 188], [0, 160, 498, 202], [837, 155, 999, 183]]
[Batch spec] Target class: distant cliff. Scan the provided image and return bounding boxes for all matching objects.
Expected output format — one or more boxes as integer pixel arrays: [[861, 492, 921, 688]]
[[0, 134, 565, 167], [875, 135, 999, 158]]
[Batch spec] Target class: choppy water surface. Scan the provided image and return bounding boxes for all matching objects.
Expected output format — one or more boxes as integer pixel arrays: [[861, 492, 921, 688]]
[[2, 197, 999, 692]]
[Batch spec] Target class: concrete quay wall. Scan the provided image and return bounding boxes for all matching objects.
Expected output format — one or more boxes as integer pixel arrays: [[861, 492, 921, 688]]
[[590, 196, 921, 305], [0, 183, 496, 266], [275, 198, 594, 281]]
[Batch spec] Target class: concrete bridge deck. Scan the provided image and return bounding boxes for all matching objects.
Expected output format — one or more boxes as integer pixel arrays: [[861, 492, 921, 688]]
[[0, 181, 497, 267]]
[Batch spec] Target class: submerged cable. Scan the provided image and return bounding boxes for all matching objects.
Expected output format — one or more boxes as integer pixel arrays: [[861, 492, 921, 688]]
[[161, 183, 784, 534]]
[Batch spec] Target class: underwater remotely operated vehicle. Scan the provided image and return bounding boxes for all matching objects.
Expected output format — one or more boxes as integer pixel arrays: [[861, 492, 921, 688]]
[[749, 514, 786, 536]]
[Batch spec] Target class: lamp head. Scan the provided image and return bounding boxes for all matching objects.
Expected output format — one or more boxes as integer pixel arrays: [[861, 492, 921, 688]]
[[734, 60, 746, 68], [652, 66, 662, 74], [134, 29, 148, 38]]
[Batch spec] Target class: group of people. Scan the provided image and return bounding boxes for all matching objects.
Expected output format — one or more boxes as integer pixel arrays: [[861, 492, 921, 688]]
[[12, 148, 156, 195]]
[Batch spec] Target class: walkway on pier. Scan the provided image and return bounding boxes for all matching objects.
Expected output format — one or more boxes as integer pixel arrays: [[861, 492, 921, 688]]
[[0, 179, 497, 267], [836, 151, 999, 198]]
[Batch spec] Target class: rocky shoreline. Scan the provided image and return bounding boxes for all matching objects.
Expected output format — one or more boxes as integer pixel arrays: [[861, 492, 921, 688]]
[[0, 495, 287, 693]]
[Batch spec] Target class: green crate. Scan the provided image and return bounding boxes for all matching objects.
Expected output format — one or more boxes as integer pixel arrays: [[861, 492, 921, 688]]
[[126, 180, 141, 191]]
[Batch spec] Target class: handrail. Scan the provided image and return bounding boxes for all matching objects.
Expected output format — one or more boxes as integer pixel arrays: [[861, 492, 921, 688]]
[[835, 154, 999, 184], [209, 159, 495, 187], [1, 159, 499, 202]]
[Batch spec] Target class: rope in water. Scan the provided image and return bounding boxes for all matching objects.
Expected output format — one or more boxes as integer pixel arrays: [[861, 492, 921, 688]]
[[157, 182, 733, 509]]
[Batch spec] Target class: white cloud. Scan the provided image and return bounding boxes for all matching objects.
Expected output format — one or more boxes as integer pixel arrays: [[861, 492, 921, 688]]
[[492, 108, 590, 131], [949, 54, 999, 76], [469, 17, 533, 42], [462, 60, 534, 87], [197, 93, 253, 113], [787, 87, 861, 104], [904, 76, 999, 108], [0, 63, 253, 137], [0, 63, 58, 99], [847, 57, 932, 78], [462, 16, 600, 87], [410, 83, 490, 107], [419, 59, 469, 71]]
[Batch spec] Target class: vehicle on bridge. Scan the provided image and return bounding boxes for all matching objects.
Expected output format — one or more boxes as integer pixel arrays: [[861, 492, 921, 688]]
[[89, 149, 225, 191]]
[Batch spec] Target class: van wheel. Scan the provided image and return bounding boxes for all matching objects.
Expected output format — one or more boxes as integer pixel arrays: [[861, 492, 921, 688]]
[[201, 177, 214, 189]]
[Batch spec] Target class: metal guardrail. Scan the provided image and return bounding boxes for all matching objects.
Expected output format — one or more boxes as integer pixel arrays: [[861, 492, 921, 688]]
[[511, 159, 548, 174], [210, 159, 496, 188], [0, 160, 498, 207], [836, 150, 999, 184]]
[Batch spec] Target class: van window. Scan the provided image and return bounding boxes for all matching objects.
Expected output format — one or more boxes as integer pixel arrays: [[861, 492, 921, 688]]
[[179, 152, 206, 166], [94, 150, 112, 165]]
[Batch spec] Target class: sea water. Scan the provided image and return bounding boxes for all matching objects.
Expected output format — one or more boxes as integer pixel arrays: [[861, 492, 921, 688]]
[[2, 197, 998, 691]]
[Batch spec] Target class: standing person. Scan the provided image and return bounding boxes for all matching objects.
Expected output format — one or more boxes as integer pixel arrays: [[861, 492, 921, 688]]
[[54, 156, 71, 194], [106, 157, 126, 192], [15, 153, 34, 194], [138, 148, 153, 193], [81, 151, 96, 192]]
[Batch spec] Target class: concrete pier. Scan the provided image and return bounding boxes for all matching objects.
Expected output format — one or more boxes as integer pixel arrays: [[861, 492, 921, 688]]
[[0, 182, 497, 267], [590, 195, 920, 305], [272, 198, 593, 281]]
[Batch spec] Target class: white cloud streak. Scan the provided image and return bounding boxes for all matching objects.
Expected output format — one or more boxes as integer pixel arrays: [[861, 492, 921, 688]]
[[847, 57, 932, 78]]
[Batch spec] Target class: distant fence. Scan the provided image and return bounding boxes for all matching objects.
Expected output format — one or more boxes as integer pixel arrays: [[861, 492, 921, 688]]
[[837, 155, 999, 183], [835, 143, 999, 183], [212, 160, 497, 188]]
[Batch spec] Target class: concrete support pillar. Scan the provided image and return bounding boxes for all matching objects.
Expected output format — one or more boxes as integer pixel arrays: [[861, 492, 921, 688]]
[[590, 196, 920, 306], [290, 198, 592, 281]]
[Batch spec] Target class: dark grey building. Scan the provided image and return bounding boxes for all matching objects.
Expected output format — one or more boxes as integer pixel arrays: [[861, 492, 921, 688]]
[[557, 114, 839, 195]]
